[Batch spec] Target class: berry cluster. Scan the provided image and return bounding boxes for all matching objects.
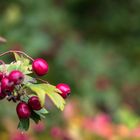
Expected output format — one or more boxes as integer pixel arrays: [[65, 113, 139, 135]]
[[0, 51, 71, 130], [0, 70, 24, 100], [17, 96, 42, 119]]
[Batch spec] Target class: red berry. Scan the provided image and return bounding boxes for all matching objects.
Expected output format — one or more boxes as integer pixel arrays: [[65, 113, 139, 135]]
[[1, 77, 14, 93], [32, 58, 49, 76], [28, 96, 42, 110], [0, 71, 4, 81], [8, 70, 24, 85], [56, 83, 71, 99], [0, 86, 6, 99], [16, 102, 31, 119]]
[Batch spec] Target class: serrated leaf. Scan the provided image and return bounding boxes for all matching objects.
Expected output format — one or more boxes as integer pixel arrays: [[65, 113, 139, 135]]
[[13, 52, 32, 74], [18, 119, 30, 131], [0, 62, 31, 73], [41, 84, 65, 111], [26, 84, 46, 106], [4, 61, 32, 74], [26, 84, 66, 111]]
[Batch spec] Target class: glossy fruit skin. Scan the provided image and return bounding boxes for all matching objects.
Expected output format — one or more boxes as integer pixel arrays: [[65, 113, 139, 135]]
[[56, 83, 71, 99], [16, 102, 31, 119], [1, 77, 14, 93], [32, 58, 49, 76], [0, 86, 6, 99], [8, 70, 24, 85], [28, 96, 42, 110]]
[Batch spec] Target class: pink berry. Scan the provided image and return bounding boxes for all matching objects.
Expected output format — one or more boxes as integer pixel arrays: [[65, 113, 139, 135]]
[[32, 58, 49, 76], [9, 70, 24, 85], [16, 102, 31, 119], [1, 77, 14, 93], [56, 83, 71, 99], [28, 96, 42, 110]]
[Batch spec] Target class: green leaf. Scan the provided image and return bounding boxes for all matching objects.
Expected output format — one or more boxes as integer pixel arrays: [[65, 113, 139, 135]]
[[34, 108, 48, 119], [26, 84, 46, 106], [13, 52, 30, 65], [13, 52, 32, 74], [37, 108, 48, 114], [13, 52, 21, 61], [0, 61, 32, 74], [20, 96, 29, 103], [0, 63, 19, 72], [5, 61, 32, 74], [0, 65, 5, 72], [26, 83, 66, 111], [23, 75, 37, 84], [30, 111, 41, 124], [7, 63, 18, 72], [34, 110, 47, 119], [41, 84, 65, 111], [18, 119, 30, 131]]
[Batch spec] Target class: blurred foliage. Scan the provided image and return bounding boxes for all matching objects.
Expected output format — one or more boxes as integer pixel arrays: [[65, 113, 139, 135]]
[[0, 0, 140, 139]]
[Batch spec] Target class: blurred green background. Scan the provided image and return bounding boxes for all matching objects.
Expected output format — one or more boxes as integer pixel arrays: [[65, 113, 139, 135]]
[[0, 0, 140, 139]]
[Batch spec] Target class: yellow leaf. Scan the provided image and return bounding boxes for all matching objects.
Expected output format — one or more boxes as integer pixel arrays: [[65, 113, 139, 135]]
[[27, 83, 66, 111], [13, 52, 32, 74], [41, 84, 65, 111], [26, 84, 46, 106], [13, 52, 21, 61]]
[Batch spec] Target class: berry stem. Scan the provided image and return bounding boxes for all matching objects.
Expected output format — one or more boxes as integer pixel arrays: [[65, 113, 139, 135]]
[[0, 50, 49, 84], [35, 78, 49, 84], [0, 50, 34, 61]]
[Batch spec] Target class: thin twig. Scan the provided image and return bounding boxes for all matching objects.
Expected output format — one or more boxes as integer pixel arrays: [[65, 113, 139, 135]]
[[0, 50, 34, 61], [35, 78, 49, 84], [0, 50, 49, 84]]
